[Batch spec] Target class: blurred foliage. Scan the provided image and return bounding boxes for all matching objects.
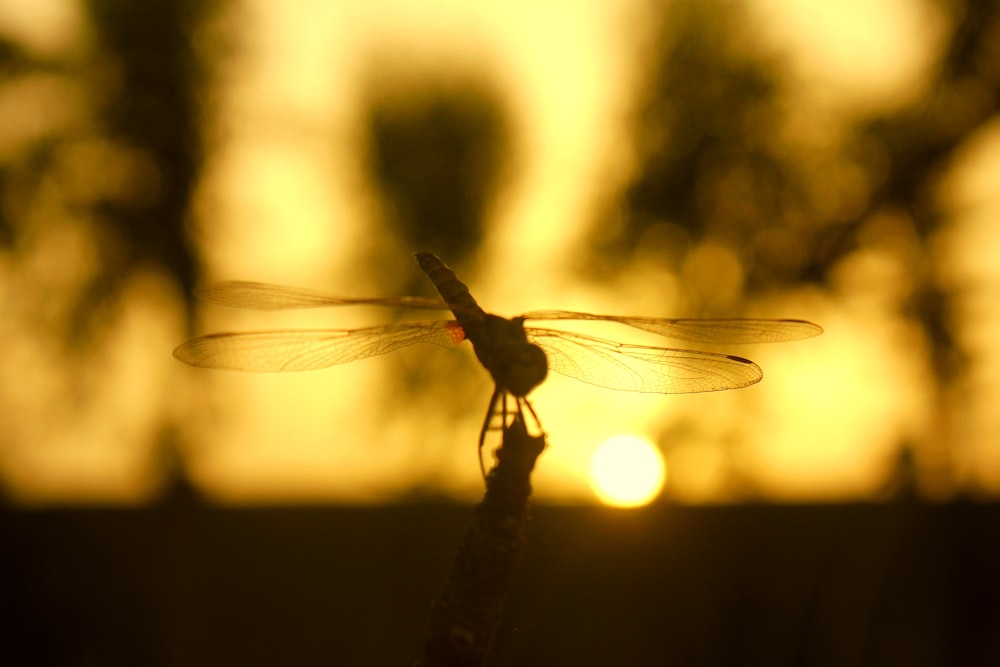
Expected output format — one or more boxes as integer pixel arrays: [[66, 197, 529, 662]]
[[0, 0, 227, 500], [0, 0, 220, 347], [83, 0, 215, 311], [614, 0, 999, 341], [854, 0, 1000, 382], [360, 68, 513, 282], [604, 0, 1000, 495], [607, 0, 814, 290], [614, 1, 794, 282]]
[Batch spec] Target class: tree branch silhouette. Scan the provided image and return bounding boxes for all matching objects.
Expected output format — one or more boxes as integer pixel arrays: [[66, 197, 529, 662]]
[[417, 417, 546, 666]]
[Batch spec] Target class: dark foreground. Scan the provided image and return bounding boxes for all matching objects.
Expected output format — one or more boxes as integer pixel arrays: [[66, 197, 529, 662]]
[[3, 500, 998, 666]]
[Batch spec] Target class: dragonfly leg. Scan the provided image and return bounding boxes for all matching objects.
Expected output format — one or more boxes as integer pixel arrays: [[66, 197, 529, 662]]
[[516, 396, 544, 439], [478, 388, 502, 478], [479, 391, 544, 478]]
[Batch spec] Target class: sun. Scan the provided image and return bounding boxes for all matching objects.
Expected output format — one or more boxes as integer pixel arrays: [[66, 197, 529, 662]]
[[589, 434, 666, 507]]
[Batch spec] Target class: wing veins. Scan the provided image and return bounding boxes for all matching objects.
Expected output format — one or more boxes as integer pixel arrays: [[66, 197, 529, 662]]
[[173, 320, 463, 372], [525, 327, 761, 393], [196, 281, 449, 311], [522, 310, 822, 344]]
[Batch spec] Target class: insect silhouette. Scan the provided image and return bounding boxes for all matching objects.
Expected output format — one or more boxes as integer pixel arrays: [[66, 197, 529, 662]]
[[174, 252, 822, 474]]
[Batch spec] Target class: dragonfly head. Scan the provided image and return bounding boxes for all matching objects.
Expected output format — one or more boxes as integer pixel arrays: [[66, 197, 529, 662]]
[[500, 342, 548, 397]]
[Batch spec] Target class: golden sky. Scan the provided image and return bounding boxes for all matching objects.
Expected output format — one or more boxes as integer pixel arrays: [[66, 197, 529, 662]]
[[1, 0, 996, 505]]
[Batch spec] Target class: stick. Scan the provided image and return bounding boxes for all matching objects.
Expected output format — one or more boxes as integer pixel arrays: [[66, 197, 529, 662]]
[[417, 417, 546, 666]]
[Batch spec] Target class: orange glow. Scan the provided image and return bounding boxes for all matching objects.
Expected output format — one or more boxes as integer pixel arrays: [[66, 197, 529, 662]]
[[2, 0, 998, 505]]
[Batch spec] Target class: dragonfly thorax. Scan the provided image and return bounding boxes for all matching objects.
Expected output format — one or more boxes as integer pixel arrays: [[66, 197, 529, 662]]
[[496, 342, 547, 397], [468, 315, 548, 398]]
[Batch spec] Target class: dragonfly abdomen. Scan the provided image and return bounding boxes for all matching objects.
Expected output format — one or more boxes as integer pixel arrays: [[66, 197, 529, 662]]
[[416, 252, 488, 327]]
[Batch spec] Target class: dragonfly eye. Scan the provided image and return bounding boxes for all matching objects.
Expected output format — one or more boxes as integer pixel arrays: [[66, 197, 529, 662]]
[[503, 343, 548, 397]]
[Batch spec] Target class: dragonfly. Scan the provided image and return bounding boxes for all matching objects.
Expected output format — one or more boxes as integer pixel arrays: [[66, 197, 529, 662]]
[[174, 251, 823, 474]]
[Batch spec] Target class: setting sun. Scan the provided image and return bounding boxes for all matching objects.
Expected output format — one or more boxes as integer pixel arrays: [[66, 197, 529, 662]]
[[589, 434, 666, 507]]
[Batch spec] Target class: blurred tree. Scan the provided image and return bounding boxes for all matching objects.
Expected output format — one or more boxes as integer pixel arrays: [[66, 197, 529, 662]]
[[607, 0, 799, 291], [606, 0, 1000, 496], [80, 0, 220, 329], [0, 0, 220, 345], [0, 0, 223, 501], [360, 68, 513, 285], [854, 0, 1000, 383]]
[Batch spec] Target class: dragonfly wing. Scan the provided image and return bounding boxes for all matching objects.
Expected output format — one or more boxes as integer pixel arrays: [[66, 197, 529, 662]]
[[174, 320, 464, 371], [521, 310, 822, 344], [525, 327, 762, 393], [196, 281, 449, 311]]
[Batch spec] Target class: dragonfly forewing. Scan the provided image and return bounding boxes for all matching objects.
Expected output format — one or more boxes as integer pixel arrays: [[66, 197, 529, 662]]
[[522, 311, 822, 344], [173, 320, 464, 372], [525, 328, 762, 393], [196, 281, 450, 312]]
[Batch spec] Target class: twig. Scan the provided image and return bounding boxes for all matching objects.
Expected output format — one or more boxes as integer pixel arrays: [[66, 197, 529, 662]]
[[417, 417, 546, 666]]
